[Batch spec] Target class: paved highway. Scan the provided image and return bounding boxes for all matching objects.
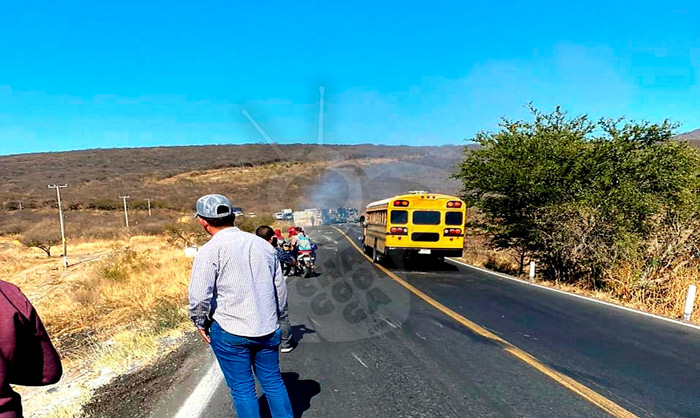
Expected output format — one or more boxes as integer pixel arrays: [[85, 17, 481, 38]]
[[159, 225, 700, 418]]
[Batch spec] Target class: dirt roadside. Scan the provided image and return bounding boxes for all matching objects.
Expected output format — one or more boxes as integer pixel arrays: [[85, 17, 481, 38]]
[[80, 332, 211, 418]]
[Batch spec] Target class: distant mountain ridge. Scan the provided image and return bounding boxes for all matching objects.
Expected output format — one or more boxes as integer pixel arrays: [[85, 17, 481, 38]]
[[0, 143, 466, 212], [675, 128, 700, 144]]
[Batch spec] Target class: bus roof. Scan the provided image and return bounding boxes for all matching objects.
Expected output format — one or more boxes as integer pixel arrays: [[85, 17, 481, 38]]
[[365, 192, 462, 210]]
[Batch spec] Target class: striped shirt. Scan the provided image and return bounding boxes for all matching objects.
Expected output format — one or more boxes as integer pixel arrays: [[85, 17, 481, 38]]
[[188, 227, 287, 337]]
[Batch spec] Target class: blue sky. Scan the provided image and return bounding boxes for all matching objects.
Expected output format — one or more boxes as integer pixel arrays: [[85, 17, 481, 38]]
[[0, 1, 698, 155]]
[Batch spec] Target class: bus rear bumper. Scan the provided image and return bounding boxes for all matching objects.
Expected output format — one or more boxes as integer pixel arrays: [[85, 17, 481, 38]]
[[386, 248, 463, 258]]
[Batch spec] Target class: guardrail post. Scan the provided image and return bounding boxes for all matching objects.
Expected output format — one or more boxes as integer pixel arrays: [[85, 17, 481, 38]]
[[683, 284, 697, 322], [529, 261, 536, 283]]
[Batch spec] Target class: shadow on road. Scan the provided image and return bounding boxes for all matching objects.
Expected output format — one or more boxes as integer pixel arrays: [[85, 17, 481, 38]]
[[291, 324, 316, 343], [383, 256, 461, 273], [259, 372, 321, 418]]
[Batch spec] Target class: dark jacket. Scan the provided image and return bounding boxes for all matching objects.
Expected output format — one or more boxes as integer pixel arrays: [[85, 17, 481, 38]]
[[275, 247, 295, 265], [0, 280, 62, 418]]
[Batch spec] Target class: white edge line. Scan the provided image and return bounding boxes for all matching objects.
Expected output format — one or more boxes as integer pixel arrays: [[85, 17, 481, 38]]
[[173, 360, 224, 418], [447, 258, 700, 332], [382, 317, 399, 329], [351, 352, 369, 368]]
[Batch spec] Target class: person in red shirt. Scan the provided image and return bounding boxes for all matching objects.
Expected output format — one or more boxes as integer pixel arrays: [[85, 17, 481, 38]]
[[0, 280, 62, 418]]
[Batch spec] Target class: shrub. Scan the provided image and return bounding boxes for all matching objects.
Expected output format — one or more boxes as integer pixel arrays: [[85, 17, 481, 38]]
[[2, 202, 21, 211], [455, 106, 700, 290], [165, 221, 209, 247], [129, 200, 151, 211], [236, 214, 277, 233], [20, 222, 62, 257], [87, 199, 121, 211]]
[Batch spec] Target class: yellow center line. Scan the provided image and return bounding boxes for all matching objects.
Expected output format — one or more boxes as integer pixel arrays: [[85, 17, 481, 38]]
[[333, 226, 640, 418]]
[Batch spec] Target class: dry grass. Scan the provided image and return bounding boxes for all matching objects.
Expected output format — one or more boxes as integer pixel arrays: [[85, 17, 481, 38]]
[[463, 234, 522, 275], [156, 158, 399, 185], [5, 235, 193, 417], [41, 237, 191, 356], [462, 236, 700, 323]]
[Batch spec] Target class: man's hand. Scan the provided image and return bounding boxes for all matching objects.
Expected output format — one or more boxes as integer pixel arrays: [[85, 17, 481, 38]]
[[198, 328, 211, 345]]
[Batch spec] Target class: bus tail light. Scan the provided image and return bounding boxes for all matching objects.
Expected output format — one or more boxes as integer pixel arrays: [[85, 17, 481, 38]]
[[447, 201, 463, 208], [443, 228, 463, 236], [390, 227, 408, 235], [393, 200, 409, 207]]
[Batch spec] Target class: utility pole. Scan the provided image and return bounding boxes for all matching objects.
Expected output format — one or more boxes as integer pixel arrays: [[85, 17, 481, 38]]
[[48, 184, 68, 268], [317, 86, 325, 145], [119, 196, 130, 236], [147, 199, 152, 217]]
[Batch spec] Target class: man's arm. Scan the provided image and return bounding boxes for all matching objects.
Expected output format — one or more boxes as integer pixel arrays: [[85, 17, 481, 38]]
[[188, 248, 217, 343], [0, 281, 62, 387], [27, 303, 62, 385], [272, 256, 288, 317]]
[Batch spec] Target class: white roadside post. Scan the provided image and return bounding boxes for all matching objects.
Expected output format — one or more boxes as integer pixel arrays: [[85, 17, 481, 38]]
[[529, 261, 536, 283], [184, 244, 198, 258], [683, 284, 697, 322]]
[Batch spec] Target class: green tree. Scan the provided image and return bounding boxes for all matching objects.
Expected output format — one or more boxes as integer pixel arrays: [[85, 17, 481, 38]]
[[455, 106, 698, 286], [455, 106, 593, 273]]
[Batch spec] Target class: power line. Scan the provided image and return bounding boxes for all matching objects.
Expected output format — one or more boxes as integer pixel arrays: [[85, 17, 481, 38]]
[[48, 184, 68, 268]]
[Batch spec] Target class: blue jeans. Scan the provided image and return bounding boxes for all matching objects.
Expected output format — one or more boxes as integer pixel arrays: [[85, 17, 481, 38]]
[[209, 322, 293, 418], [278, 304, 294, 350]]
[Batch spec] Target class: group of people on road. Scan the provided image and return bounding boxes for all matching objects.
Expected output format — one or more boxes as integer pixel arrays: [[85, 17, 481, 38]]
[[0, 193, 306, 418]]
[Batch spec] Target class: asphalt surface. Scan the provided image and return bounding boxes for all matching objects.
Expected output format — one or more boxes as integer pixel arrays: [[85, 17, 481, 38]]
[[162, 225, 700, 418]]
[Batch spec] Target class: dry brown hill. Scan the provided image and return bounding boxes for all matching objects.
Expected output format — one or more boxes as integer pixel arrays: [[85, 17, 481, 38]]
[[0, 144, 465, 215], [675, 128, 700, 146]]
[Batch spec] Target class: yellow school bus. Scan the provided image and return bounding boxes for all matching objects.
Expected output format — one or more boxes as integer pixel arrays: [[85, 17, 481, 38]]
[[362, 191, 466, 262]]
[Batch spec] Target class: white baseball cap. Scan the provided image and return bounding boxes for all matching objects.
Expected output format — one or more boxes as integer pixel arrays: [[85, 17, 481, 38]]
[[195, 194, 234, 219]]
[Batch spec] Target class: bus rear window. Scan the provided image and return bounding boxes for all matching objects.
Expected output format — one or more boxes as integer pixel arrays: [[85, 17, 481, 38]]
[[445, 212, 463, 226], [391, 210, 408, 224], [413, 211, 440, 225]]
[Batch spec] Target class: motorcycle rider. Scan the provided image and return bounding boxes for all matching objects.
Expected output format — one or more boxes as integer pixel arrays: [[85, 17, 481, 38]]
[[287, 227, 298, 249], [295, 228, 313, 252], [287, 227, 317, 278], [291, 227, 317, 264], [274, 228, 286, 247]]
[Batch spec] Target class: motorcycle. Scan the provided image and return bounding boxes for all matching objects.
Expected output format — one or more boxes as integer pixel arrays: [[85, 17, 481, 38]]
[[296, 244, 317, 278], [280, 243, 317, 278], [297, 251, 315, 278]]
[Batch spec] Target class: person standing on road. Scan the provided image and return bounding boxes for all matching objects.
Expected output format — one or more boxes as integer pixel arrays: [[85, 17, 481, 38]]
[[255, 225, 296, 353], [0, 279, 62, 418], [188, 195, 293, 418]]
